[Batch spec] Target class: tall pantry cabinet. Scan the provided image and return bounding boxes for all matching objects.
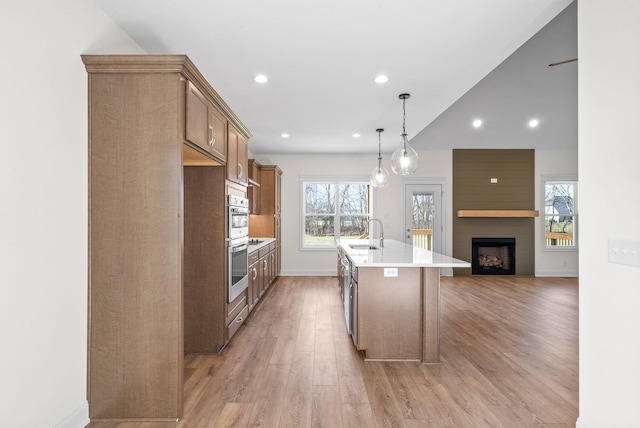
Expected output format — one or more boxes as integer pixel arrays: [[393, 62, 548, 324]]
[[82, 55, 251, 421], [249, 164, 283, 275]]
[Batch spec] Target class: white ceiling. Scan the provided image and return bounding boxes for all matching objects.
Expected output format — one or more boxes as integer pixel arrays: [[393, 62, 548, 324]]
[[94, 0, 576, 155]]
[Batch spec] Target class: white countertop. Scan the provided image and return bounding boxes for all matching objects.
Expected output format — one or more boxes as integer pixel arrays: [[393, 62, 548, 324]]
[[338, 239, 471, 268], [248, 237, 276, 253]]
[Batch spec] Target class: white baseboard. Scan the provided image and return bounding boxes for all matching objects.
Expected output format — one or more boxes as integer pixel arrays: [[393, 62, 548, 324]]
[[279, 269, 335, 276], [54, 401, 89, 428], [535, 270, 579, 277], [575, 417, 589, 428]]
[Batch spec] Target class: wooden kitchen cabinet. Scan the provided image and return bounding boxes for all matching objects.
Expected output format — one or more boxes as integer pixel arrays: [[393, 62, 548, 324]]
[[185, 81, 227, 163], [248, 164, 283, 277], [227, 124, 248, 185], [247, 240, 277, 314], [226, 290, 248, 340], [248, 250, 260, 311], [248, 159, 261, 214], [82, 55, 251, 422], [267, 241, 277, 288], [258, 245, 270, 299]]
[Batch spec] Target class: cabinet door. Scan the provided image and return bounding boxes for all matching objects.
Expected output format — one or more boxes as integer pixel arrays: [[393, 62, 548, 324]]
[[237, 134, 248, 184], [274, 169, 281, 215], [227, 125, 239, 182], [248, 259, 258, 312], [208, 106, 227, 162], [259, 254, 268, 297], [227, 124, 248, 185], [248, 160, 261, 214], [185, 81, 226, 162]]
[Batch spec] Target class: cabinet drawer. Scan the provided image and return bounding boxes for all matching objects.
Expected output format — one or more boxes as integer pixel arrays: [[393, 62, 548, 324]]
[[269, 241, 276, 252], [259, 246, 270, 258], [227, 305, 249, 340], [249, 251, 259, 265], [227, 292, 247, 322]]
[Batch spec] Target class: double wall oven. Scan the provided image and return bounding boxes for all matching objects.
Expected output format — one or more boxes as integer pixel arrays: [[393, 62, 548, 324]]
[[227, 195, 249, 303]]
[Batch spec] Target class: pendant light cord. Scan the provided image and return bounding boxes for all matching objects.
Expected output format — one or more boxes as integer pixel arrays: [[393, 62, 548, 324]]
[[400, 94, 409, 150], [377, 130, 382, 160]]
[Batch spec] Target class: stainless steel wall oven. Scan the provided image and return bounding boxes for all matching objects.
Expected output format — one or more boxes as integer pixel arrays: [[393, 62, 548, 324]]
[[228, 195, 249, 239], [228, 195, 249, 302]]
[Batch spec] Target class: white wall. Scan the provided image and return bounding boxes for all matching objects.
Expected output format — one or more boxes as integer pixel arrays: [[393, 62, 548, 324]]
[[0, 1, 144, 426], [252, 150, 453, 275], [578, 1, 640, 427], [534, 149, 579, 276]]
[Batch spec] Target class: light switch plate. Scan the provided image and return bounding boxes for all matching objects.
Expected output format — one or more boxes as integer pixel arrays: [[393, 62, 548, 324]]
[[608, 238, 640, 267], [384, 268, 398, 277]]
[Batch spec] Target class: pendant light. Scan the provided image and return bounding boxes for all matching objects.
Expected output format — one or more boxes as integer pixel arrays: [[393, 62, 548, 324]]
[[391, 93, 419, 175], [370, 128, 390, 187]]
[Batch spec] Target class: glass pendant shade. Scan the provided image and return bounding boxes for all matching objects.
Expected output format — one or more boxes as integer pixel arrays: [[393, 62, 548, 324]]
[[370, 128, 390, 187], [391, 134, 419, 175], [370, 160, 390, 187], [391, 93, 419, 175]]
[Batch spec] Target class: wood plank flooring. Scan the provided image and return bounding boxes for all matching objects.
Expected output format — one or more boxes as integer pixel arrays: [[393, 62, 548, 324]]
[[88, 275, 578, 427]]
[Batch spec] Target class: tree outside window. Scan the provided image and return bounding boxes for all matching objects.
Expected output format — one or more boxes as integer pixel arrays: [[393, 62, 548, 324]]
[[302, 179, 371, 248], [545, 181, 577, 248]]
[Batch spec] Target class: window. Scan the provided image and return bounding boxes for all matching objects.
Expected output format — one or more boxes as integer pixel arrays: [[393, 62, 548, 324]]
[[544, 180, 577, 249], [301, 177, 372, 249]]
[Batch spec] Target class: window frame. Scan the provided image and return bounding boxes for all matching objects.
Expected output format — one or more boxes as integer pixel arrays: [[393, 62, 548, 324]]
[[542, 175, 578, 251], [300, 175, 373, 251]]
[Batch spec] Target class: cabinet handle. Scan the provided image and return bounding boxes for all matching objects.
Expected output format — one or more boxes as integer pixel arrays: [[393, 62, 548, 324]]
[[236, 317, 243, 324], [263, 260, 267, 270], [238, 163, 244, 179], [252, 267, 257, 280], [208, 125, 215, 146]]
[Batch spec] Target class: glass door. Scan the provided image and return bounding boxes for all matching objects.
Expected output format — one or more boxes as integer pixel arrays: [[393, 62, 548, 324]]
[[404, 184, 443, 253]]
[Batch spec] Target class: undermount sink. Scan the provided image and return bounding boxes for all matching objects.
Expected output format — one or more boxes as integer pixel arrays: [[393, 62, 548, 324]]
[[248, 239, 264, 245], [349, 244, 379, 250]]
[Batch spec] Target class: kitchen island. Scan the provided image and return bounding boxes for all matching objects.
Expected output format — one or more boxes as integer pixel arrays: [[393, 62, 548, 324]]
[[337, 239, 470, 363]]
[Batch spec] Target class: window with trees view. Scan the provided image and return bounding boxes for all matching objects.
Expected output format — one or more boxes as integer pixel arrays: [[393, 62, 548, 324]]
[[302, 178, 372, 248], [544, 181, 577, 248]]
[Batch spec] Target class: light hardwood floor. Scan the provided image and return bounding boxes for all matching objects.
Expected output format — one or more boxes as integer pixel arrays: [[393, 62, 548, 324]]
[[89, 275, 578, 427]]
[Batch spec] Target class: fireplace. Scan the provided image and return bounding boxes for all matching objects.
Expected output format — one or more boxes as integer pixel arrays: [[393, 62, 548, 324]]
[[472, 238, 516, 275]]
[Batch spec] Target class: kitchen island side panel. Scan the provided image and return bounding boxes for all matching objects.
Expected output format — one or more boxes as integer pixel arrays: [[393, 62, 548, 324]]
[[357, 267, 422, 360]]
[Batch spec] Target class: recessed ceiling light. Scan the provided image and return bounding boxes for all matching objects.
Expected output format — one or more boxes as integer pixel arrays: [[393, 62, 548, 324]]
[[281, 133, 290, 138], [352, 133, 361, 138], [472, 119, 483, 128], [254, 74, 269, 83], [528, 118, 540, 128], [374, 75, 389, 84]]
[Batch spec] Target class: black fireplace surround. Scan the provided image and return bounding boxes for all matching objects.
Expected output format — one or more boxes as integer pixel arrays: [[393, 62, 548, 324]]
[[472, 237, 516, 275]]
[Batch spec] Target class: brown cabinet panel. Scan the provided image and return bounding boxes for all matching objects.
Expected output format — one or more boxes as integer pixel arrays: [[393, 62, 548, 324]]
[[82, 55, 251, 422], [185, 81, 227, 162], [227, 124, 248, 185], [248, 159, 261, 214], [248, 164, 282, 276], [183, 166, 226, 353]]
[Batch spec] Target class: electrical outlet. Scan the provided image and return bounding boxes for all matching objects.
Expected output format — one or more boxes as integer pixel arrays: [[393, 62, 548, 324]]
[[384, 268, 398, 277], [608, 239, 640, 267]]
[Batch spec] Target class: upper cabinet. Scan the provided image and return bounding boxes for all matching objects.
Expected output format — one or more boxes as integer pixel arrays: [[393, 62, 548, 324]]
[[185, 81, 227, 163], [248, 159, 261, 214], [227, 123, 248, 185]]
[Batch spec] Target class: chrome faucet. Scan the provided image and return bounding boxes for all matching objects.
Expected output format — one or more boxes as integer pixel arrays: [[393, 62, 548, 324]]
[[368, 218, 384, 248]]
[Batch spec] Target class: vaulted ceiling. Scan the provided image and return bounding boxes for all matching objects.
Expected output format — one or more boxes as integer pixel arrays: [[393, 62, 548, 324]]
[[94, 0, 576, 154]]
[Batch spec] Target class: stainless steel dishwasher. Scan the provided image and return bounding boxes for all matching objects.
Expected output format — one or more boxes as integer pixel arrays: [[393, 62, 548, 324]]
[[341, 256, 353, 335]]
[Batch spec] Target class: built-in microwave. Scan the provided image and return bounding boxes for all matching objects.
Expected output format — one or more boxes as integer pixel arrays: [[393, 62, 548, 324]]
[[228, 195, 249, 240]]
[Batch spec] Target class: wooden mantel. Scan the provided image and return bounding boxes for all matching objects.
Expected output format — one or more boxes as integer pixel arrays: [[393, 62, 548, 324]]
[[457, 210, 539, 218]]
